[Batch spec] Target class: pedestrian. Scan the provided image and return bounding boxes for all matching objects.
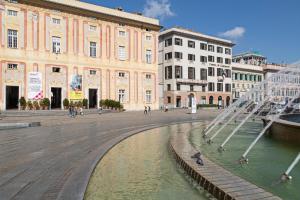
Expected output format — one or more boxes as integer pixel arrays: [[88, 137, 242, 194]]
[[68, 106, 72, 117], [79, 107, 83, 116], [144, 106, 148, 115], [165, 105, 168, 112], [148, 106, 151, 114], [98, 106, 103, 115]]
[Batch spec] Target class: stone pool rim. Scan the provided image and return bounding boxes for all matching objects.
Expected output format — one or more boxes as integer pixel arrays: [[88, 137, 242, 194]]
[[169, 125, 282, 200]]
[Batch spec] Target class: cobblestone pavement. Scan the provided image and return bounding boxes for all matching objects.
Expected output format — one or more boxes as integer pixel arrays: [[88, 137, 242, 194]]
[[0, 109, 219, 200]]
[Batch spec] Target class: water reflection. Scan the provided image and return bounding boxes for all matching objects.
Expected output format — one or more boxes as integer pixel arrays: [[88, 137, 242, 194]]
[[85, 125, 209, 200]]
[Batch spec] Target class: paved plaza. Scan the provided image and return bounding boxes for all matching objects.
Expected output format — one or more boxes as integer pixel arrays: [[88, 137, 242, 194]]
[[0, 109, 219, 200]]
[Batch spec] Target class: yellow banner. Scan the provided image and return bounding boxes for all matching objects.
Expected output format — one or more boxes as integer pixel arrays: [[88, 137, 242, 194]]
[[69, 91, 83, 100]]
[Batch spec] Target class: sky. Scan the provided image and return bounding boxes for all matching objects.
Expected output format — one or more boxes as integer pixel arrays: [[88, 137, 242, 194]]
[[82, 0, 300, 64]]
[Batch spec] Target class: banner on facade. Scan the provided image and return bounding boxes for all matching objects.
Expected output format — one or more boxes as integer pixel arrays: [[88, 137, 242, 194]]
[[69, 75, 83, 100], [191, 97, 197, 114], [28, 72, 43, 100]]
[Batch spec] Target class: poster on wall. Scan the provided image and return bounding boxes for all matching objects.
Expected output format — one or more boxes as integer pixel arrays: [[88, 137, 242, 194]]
[[28, 72, 43, 100], [69, 75, 83, 100]]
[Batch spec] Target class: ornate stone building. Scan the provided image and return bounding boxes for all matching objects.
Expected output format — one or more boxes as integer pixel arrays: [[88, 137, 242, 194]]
[[0, 0, 160, 110]]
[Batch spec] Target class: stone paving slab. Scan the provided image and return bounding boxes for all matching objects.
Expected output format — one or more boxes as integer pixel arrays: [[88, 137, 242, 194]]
[[0, 109, 219, 200]]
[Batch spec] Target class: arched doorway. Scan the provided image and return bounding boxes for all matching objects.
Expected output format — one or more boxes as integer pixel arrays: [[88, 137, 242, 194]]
[[218, 96, 222, 108], [188, 93, 194, 107], [226, 96, 230, 107], [176, 96, 181, 108], [209, 96, 214, 105]]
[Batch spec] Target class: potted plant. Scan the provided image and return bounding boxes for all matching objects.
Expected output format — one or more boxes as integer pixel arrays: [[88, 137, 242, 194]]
[[19, 97, 26, 110], [27, 100, 33, 110], [82, 98, 88, 109], [39, 99, 45, 110], [33, 101, 40, 110], [43, 98, 50, 110], [77, 100, 83, 108], [63, 98, 69, 109]]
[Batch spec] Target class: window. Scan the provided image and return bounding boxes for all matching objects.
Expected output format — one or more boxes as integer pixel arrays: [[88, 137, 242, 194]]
[[258, 75, 262, 82], [209, 96, 214, 104], [202, 86, 206, 92], [165, 38, 172, 47], [7, 10, 18, 16], [90, 70, 96, 75], [253, 75, 257, 82], [167, 84, 171, 91], [225, 58, 231, 65], [240, 73, 243, 80], [188, 54, 195, 61], [7, 63, 17, 70], [175, 52, 183, 59], [232, 83, 235, 88], [188, 67, 195, 79], [165, 52, 172, 60], [146, 35, 151, 41], [177, 84, 180, 91], [118, 89, 125, 103], [145, 90, 152, 103], [208, 67, 215, 76], [217, 68, 223, 76], [52, 67, 60, 73], [200, 56, 207, 63], [165, 66, 172, 79], [208, 82, 214, 92], [89, 25, 96, 31], [175, 38, 182, 46], [146, 50, 152, 64], [52, 36, 61, 53], [217, 83, 223, 91], [208, 45, 214, 52], [167, 96, 171, 103], [190, 85, 194, 91], [200, 68, 207, 80], [146, 74, 152, 79], [175, 66, 182, 79], [119, 30, 126, 37], [7, 29, 18, 48], [118, 46, 126, 60], [200, 43, 207, 50], [208, 55, 214, 62], [52, 18, 60, 24], [245, 74, 248, 81], [235, 73, 238, 80], [225, 84, 231, 92], [188, 40, 195, 48], [217, 46, 223, 53], [225, 69, 231, 78], [217, 57, 223, 64], [119, 72, 125, 77], [90, 42, 97, 57], [225, 48, 231, 55]]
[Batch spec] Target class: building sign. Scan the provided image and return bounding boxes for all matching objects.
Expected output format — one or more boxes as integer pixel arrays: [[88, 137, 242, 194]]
[[191, 97, 197, 114], [28, 72, 43, 100], [69, 75, 83, 100]]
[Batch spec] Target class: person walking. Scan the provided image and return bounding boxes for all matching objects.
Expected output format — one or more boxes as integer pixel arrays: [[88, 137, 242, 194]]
[[98, 106, 103, 115], [144, 106, 148, 115], [148, 106, 151, 114]]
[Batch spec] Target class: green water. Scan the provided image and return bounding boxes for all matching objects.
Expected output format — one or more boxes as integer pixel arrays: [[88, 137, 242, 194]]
[[190, 121, 300, 200], [85, 126, 212, 200]]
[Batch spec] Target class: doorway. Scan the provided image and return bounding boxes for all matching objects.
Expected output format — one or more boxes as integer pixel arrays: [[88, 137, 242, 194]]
[[89, 89, 98, 108], [188, 93, 194, 107], [226, 96, 230, 107], [51, 87, 62, 109], [6, 86, 19, 109], [176, 96, 181, 108]]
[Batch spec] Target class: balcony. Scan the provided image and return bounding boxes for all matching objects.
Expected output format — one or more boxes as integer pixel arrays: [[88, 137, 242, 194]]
[[176, 78, 207, 85]]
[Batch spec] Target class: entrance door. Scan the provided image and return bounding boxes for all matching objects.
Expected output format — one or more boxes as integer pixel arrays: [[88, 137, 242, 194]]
[[176, 96, 181, 108], [51, 87, 62, 109], [188, 94, 194, 107], [6, 86, 19, 109], [89, 89, 98, 108]]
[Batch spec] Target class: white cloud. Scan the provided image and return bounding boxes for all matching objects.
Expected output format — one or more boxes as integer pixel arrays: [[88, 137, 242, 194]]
[[219, 26, 246, 39], [143, 0, 175, 20]]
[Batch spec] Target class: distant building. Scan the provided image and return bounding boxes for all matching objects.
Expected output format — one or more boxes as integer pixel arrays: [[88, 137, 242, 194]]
[[0, 0, 161, 110], [158, 27, 234, 108], [232, 52, 264, 102]]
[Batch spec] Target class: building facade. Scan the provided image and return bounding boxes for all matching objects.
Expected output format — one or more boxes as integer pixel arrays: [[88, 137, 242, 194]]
[[232, 52, 265, 101], [158, 27, 234, 108], [0, 0, 160, 110]]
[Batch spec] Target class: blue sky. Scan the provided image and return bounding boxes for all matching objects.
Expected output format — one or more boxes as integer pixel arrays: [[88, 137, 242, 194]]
[[83, 0, 300, 64]]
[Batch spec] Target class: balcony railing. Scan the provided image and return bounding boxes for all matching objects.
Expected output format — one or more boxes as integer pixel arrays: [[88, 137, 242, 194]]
[[176, 78, 208, 85]]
